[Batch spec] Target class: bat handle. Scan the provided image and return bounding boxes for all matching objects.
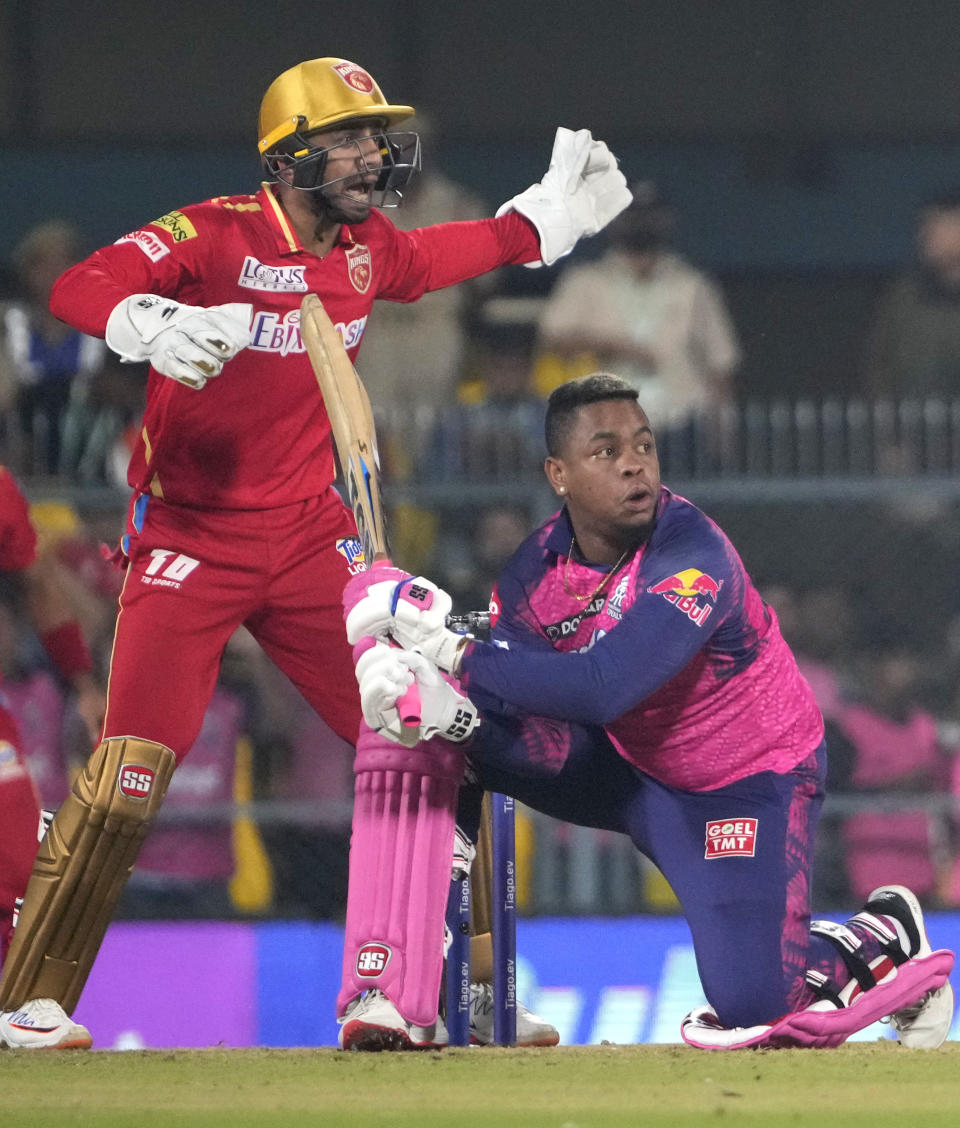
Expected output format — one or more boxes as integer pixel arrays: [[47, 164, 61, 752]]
[[397, 683, 421, 727]]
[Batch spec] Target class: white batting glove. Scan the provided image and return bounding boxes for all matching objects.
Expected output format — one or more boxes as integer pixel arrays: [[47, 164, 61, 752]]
[[345, 576, 468, 673], [105, 294, 253, 389], [356, 642, 479, 745], [355, 640, 419, 746], [497, 127, 632, 267]]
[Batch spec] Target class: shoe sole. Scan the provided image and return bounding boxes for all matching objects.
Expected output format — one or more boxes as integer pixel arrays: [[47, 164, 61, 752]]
[[340, 1021, 444, 1052], [1, 1033, 92, 1050]]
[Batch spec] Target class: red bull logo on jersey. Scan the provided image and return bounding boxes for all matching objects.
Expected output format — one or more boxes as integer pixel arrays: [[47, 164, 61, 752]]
[[356, 942, 392, 978], [346, 244, 372, 293], [332, 60, 375, 94], [647, 568, 721, 628], [705, 817, 758, 859], [335, 537, 366, 575]]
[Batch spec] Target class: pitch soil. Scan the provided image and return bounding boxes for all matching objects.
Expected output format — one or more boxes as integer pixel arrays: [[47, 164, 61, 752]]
[[1, 1043, 958, 1127]]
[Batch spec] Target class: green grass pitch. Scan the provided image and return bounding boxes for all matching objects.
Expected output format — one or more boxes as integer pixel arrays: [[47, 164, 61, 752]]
[[2, 1043, 959, 1128]]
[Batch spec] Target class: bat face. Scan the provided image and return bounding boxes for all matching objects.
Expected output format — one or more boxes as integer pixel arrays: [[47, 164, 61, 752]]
[[343, 447, 383, 568], [300, 293, 391, 564]]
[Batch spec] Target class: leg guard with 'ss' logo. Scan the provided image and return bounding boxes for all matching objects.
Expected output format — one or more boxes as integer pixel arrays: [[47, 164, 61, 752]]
[[338, 724, 465, 1028], [0, 738, 176, 1013]]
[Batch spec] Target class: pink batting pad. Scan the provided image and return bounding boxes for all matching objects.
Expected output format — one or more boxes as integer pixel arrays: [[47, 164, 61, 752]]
[[337, 724, 465, 1026], [681, 949, 954, 1049]]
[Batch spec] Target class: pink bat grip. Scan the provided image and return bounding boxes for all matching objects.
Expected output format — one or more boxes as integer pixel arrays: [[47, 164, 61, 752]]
[[397, 683, 421, 727]]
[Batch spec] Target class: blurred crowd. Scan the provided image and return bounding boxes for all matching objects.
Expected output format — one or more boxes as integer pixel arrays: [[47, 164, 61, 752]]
[[4, 165, 960, 920]]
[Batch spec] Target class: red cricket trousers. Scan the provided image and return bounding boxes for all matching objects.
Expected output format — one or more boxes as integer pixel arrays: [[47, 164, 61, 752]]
[[104, 489, 364, 760]]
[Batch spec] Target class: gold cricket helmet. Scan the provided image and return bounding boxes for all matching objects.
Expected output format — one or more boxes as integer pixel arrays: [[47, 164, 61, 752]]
[[258, 57, 414, 156]]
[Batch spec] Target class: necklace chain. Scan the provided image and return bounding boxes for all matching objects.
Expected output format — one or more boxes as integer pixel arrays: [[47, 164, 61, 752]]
[[563, 536, 630, 602]]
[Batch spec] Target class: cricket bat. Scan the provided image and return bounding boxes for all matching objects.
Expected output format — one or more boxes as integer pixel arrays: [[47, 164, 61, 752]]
[[300, 292, 419, 728], [301, 292, 391, 567]]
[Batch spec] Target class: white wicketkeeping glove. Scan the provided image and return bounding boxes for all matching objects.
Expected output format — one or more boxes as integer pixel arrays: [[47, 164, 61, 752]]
[[497, 127, 633, 267], [356, 642, 479, 745], [345, 576, 468, 674], [105, 293, 253, 389]]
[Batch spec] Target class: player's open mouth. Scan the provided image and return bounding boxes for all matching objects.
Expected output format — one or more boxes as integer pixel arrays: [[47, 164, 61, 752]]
[[342, 178, 375, 200], [624, 487, 650, 505]]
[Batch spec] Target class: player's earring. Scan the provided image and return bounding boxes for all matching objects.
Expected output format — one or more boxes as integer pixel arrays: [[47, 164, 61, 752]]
[[558, 486, 566, 494]]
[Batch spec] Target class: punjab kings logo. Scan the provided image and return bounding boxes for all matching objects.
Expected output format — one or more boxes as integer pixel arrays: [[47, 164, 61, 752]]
[[356, 942, 392, 978], [345, 244, 372, 293], [705, 817, 758, 859], [332, 61, 375, 94], [118, 764, 156, 800]]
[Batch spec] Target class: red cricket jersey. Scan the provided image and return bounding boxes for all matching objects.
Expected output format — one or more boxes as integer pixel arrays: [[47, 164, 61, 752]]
[[50, 184, 540, 509], [0, 468, 38, 574]]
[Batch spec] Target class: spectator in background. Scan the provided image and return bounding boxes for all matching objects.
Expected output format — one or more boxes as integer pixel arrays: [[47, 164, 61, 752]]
[[355, 112, 490, 408], [424, 313, 543, 481], [535, 181, 741, 468], [835, 646, 950, 907], [0, 222, 107, 476], [119, 632, 261, 921], [433, 501, 532, 615], [865, 191, 960, 402], [0, 467, 105, 966]]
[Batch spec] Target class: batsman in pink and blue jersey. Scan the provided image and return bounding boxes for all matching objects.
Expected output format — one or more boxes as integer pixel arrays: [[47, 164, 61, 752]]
[[347, 372, 954, 1048], [459, 484, 828, 1029]]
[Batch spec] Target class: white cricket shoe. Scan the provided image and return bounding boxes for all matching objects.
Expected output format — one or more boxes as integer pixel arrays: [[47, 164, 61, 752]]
[[865, 884, 955, 1048], [0, 998, 93, 1050], [469, 982, 560, 1047], [338, 990, 448, 1052]]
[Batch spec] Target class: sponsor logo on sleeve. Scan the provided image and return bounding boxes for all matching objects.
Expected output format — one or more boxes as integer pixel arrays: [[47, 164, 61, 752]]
[[332, 60, 375, 94], [115, 229, 171, 262], [150, 210, 198, 243], [356, 942, 392, 978], [345, 244, 372, 294], [705, 817, 758, 859], [237, 255, 308, 293], [647, 567, 722, 628]]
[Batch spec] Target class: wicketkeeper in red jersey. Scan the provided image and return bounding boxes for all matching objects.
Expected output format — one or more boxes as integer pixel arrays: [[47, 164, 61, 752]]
[[0, 56, 631, 1048], [0, 469, 104, 990]]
